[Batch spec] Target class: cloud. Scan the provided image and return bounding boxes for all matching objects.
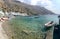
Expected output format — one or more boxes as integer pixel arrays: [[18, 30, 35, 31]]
[[31, 0, 60, 14], [31, 0, 40, 5], [17, 0, 60, 14], [42, 0, 53, 6], [31, 0, 55, 10], [31, 0, 53, 7], [31, 0, 54, 9]]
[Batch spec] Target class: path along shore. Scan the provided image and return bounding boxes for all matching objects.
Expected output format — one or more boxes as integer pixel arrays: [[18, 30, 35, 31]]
[[0, 18, 9, 39]]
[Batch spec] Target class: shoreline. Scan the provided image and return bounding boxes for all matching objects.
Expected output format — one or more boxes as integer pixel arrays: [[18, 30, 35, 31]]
[[0, 21, 9, 39]]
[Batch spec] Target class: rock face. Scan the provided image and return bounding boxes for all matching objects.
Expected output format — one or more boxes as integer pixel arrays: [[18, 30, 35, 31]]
[[0, 0, 55, 15], [0, 0, 4, 8]]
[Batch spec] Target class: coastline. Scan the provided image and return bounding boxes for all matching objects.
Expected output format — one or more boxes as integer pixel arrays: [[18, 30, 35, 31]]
[[0, 21, 9, 39]]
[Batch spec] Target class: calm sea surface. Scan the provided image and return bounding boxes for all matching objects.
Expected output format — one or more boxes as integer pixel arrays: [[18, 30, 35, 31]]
[[9, 15, 58, 39]]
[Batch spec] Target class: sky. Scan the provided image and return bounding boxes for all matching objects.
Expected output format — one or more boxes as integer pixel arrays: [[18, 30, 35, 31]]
[[17, 0, 60, 14]]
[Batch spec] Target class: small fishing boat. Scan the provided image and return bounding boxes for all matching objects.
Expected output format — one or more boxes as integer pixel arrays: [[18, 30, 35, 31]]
[[45, 21, 55, 27]]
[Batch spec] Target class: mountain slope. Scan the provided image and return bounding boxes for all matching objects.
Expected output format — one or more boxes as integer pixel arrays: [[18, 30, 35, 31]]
[[0, 0, 55, 15]]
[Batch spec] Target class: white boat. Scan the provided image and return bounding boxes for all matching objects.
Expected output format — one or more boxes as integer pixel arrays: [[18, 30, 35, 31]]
[[45, 21, 55, 27]]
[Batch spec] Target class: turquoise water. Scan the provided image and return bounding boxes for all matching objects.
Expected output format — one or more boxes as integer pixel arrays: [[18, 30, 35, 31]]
[[9, 15, 58, 39]]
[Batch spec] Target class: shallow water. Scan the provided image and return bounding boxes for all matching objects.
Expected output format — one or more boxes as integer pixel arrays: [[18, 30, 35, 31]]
[[9, 15, 58, 39]]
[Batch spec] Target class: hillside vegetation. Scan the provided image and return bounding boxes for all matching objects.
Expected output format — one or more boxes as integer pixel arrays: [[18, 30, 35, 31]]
[[0, 0, 54, 15]]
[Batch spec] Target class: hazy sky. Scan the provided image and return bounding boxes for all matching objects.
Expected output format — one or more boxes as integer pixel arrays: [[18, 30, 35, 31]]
[[17, 0, 60, 14]]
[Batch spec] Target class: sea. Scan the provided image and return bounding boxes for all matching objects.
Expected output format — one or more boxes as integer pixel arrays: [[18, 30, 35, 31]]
[[9, 15, 59, 39]]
